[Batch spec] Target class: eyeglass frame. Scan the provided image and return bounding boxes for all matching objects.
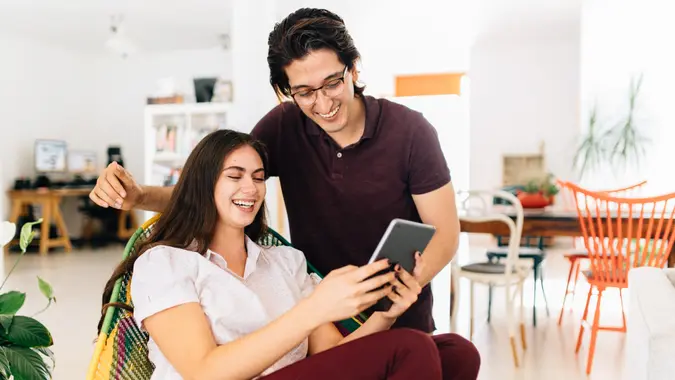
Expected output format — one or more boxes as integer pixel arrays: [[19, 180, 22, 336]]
[[290, 65, 349, 105]]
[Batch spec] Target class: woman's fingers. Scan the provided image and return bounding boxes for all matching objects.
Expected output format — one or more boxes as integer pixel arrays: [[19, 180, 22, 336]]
[[396, 266, 422, 295], [359, 284, 393, 309], [356, 270, 396, 294]]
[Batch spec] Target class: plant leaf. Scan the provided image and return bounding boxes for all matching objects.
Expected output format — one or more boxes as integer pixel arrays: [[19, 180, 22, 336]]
[[19, 219, 42, 253], [3, 316, 52, 347], [0, 292, 26, 316], [33, 347, 55, 371], [0, 347, 9, 379], [4, 346, 50, 380], [0, 315, 12, 336], [36, 278, 54, 303]]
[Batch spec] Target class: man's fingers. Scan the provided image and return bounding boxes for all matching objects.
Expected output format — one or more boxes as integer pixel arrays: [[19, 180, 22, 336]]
[[89, 191, 109, 208], [105, 170, 127, 204], [99, 177, 126, 208], [92, 185, 118, 208], [114, 163, 134, 192]]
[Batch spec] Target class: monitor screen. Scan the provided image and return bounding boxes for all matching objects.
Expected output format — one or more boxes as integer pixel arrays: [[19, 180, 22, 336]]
[[68, 151, 97, 174], [35, 139, 67, 173]]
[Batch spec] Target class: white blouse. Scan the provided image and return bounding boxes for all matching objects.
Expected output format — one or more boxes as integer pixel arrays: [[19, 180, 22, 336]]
[[130, 236, 320, 380]]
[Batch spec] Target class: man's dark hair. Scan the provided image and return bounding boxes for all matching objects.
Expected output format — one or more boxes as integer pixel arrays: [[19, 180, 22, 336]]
[[267, 8, 365, 100]]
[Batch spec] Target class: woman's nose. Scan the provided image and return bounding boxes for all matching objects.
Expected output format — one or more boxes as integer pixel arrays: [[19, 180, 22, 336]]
[[240, 178, 257, 194]]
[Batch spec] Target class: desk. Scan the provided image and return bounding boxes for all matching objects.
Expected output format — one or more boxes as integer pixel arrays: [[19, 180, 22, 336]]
[[5, 188, 138, 255], [460, 207, 675, 267]]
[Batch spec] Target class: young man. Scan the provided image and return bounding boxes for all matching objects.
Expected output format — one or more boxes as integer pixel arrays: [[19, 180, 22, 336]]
[[91, 8, 480, 377]]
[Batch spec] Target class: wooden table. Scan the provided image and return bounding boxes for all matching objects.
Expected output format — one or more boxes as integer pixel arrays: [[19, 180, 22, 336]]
[[459, 206, 675, 267], [6, 188, 138, 255]]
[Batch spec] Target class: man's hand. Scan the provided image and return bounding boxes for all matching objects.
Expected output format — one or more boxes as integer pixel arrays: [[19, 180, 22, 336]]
[[89, 162, 144, 210]]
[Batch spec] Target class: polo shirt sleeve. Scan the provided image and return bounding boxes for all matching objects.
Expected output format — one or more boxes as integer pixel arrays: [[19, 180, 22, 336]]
[[250, 103, 286, 177], [408, 112, 452, 195], [130, 246, 199, 327]]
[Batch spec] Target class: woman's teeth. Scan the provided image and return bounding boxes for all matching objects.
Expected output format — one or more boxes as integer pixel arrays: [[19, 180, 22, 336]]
[[319, 105, 339, 119], [232, 200, 254, 209]]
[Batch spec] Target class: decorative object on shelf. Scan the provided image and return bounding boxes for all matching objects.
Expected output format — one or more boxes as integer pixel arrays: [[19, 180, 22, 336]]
[[193, 77, 218, 103], [0, 219, 56, 379], [502, 142, 546, 187], [146, 95, 184, 105], [155, 124, 178, 153], [573, 73, 650, 181], [212, 78, 233, 102]]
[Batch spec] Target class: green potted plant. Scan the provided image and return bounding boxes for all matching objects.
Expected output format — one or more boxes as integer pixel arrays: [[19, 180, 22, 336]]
[[0, 219, 56, 379], [517, 174, 559, 208]]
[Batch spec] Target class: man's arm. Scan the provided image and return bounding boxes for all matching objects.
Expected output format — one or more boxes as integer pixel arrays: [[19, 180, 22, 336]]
[[137, 186, 174, 212], [412, 182, 460, 286], [89, 162, 173, 212]]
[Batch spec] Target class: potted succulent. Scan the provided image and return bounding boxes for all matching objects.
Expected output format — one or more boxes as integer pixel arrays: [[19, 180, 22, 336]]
[[517, 174, 559, 208], [0, 220, 56, 379]]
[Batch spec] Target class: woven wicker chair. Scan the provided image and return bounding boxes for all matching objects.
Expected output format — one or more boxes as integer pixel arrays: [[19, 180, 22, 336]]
[[87, 216, 366, 380]]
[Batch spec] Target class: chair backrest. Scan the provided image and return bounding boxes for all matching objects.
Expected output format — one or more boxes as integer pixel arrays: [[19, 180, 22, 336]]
[[458, 189, 524, 276], [87, 216, 363, 380], [562, 181, 675, 285], [556, 179, 648, 212]]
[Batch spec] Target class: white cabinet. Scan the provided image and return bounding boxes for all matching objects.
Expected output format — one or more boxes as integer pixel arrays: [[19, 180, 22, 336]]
[[142, 102, 233, 220]]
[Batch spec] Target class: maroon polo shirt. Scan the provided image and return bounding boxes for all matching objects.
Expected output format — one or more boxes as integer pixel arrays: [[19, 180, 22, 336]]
[[251, 95, 451, 332]]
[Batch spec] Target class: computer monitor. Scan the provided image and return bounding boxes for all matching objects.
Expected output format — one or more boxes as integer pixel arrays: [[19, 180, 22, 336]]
[[68, 151, 98, 174], [34, 139, 67, 173]]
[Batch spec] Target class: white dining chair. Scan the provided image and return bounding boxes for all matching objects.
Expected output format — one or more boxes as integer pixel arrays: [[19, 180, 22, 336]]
[[450, 189, 532, 367]]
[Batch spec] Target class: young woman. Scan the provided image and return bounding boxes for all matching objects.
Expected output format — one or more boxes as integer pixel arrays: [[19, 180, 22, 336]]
[[99, 129, 463, 380]]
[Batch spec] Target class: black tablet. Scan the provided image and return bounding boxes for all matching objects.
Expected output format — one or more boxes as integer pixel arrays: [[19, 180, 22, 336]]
[[365, 218, 436, 312]]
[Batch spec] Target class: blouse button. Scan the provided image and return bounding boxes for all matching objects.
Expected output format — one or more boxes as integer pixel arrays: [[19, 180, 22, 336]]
[[337, 152, 343, 158]]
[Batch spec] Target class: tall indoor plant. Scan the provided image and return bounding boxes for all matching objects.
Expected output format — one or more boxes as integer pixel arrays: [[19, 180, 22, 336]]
[[573, 73, 650, 180], [0, 220, 56, 379]]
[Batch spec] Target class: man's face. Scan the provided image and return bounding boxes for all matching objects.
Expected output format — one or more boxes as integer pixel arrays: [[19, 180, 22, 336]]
[[285, 49, 358, 135]]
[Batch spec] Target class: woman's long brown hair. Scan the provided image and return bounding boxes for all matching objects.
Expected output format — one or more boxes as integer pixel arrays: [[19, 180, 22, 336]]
[[97, 130, 269, 333]]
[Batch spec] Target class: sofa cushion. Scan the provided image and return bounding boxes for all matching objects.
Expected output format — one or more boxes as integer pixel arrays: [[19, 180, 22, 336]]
[[626, 267, 675, 380], [664, 269, 675, 288]]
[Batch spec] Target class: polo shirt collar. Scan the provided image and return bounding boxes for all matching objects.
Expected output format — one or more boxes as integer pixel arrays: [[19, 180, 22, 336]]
[[303, 95, 381, 143], [205, 236, 262, 279]]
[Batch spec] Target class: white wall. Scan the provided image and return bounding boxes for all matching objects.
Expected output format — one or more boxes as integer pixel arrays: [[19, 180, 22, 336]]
[[581, 0, 675, 194], [93, 47, 232, 183], [0, 33, 97, 225], [274, 0, 472, 97], [0, 42, 232, 236], [469, 34, 581, 191]]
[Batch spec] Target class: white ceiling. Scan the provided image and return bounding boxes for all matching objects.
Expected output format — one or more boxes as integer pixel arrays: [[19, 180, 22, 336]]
[[0, 0, 580, 53], [0, 0, 233, 52]]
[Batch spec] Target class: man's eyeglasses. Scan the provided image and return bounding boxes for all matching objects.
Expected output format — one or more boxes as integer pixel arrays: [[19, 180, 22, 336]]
[[290, 66, 348, 106]]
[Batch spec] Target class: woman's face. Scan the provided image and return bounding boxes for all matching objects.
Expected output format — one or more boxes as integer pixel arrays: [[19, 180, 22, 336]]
[[214, 145, 266, 230]]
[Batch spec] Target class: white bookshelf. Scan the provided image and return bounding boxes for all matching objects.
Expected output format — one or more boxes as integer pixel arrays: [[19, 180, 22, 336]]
[[143, 102, 234, 220]]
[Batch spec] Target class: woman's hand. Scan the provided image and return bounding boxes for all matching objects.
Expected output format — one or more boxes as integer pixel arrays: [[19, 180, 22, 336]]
[[378, 252, 424, 320], [304, 259, 396, 327]]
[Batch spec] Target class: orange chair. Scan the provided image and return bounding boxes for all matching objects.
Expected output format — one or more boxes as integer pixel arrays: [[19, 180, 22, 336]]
[[556, 180, 648, 326], [564, 181, 675, 374]]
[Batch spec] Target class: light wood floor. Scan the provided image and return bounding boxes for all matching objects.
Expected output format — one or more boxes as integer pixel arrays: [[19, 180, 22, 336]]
[[1, 234, 629, 379]]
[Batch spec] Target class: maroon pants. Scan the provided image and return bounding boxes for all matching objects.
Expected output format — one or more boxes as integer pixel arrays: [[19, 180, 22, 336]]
[[260, 329, 481, 380]]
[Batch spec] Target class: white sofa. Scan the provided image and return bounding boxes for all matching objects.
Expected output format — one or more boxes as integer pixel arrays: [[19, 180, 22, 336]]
[[626, 267, 675, 380]]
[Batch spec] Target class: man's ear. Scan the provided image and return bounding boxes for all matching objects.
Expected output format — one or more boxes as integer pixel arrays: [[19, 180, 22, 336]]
[[350, 61, 360, 84]]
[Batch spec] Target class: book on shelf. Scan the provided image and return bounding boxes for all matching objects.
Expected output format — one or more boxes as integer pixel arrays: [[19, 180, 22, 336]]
[[156, 124, 178, 153]]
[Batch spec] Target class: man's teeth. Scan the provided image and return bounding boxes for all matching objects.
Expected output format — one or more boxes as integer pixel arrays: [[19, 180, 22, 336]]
[[233, 200, 254, 208], [319, 105, 339, 118]]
